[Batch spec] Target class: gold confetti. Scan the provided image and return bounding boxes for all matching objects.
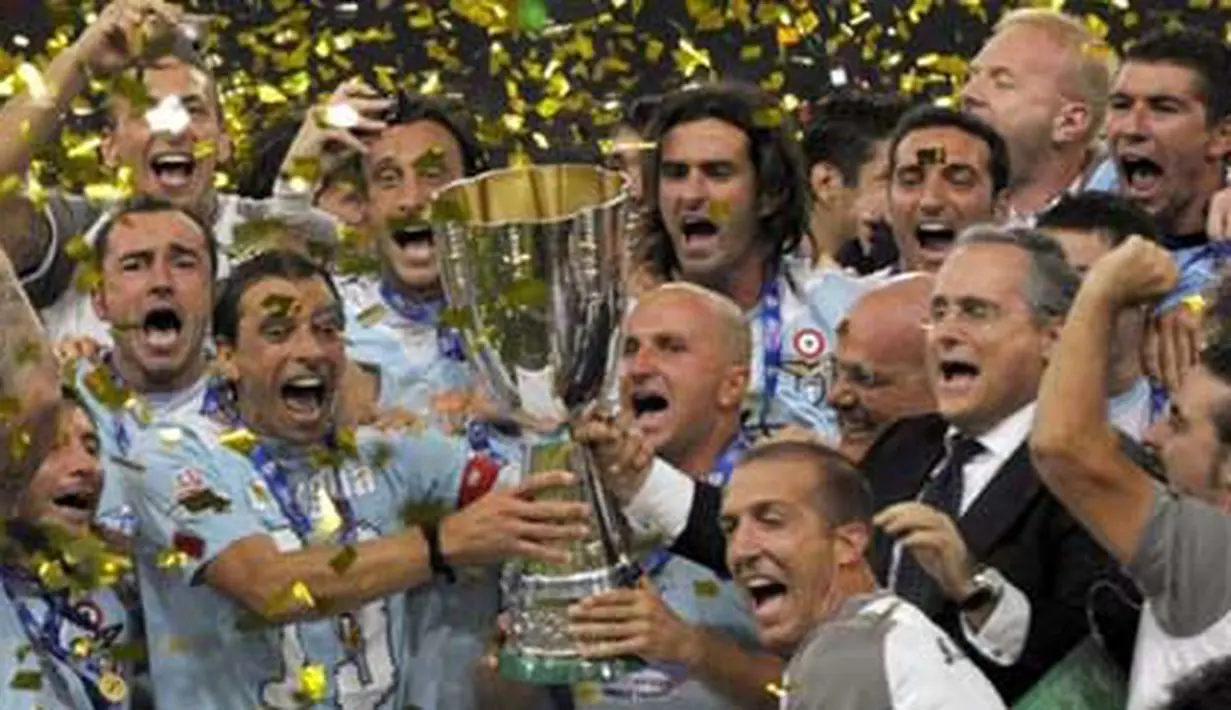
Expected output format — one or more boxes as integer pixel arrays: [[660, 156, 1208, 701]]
[[356, 304, 387, 327], [178, 488, 233, 515], [693, 579, 719, 598], [296, 664, 328, 703], [218, 428, 258, 456], [9, 670, 42, 691], [266, 581, 316, 619], [766, 681, 791, 699], [573, 681, 602, 704], [329, 546, 357, 574], [1184, 294, 1207, 316]]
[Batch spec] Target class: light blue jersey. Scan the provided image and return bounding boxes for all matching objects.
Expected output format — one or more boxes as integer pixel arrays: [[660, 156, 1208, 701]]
[[0, 573, 134, 710], [341, 274, 530, 710], [123, 408, 485, 710], [743, 259, 880, 442], [340, 275, 473, 417], [70, 355, 210, 538]]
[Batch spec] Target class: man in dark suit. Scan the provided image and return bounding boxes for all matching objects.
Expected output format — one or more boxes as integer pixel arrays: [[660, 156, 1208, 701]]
[[865, 225, 1130, 702]]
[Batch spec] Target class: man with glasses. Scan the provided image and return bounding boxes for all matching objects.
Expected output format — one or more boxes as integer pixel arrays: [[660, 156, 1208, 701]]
[[863, 226, 1128, 701], [825, 274, 936, 463]]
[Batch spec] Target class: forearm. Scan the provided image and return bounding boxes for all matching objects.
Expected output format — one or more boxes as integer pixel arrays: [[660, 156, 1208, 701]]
[[1033, 288, 1119, 457], [682, 628, 782, 710], [0, 47, 87, 178]]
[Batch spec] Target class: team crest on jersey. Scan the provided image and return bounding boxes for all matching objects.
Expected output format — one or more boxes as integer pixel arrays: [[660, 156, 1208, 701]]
[[792, 328, 827, 362], [173, 469, 207, 503]]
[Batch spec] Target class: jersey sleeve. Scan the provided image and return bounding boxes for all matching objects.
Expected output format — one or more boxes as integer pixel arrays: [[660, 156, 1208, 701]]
[[1127, 485, 1231, 636], [125, 425, 270, 585]]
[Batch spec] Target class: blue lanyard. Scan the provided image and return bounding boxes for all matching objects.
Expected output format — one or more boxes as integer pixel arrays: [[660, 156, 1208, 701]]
[[0, 567, 119, 710], [642, 435, 750, 577], [203, 384, 357, 545], [755, 275, 784, 435], [378, 282, 467, 362]]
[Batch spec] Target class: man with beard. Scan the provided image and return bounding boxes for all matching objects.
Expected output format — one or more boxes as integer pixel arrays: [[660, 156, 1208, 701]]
[[886, 106, 1011, 273], [120, 250, 587, 709], [802, 91, 911, 273], [639, 81, 874, 442], [0, 0, 335, 344], [2, 389, 139, 710], [568, 284, 780, 710], [825, 274, 935, 463], [1106, 28, 1231, 395], [721, 437, 1005, 710], [961, 9, 1119, 220]]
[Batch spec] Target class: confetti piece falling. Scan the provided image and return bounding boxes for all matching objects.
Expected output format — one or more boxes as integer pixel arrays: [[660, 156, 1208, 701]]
[[297, 664, 328, 703], [329, 546, 357, 574], [144, 95, 192, 135]]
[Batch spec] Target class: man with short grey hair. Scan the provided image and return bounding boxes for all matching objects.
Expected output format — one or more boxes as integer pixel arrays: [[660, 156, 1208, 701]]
[[860, 225, 1129, 701]]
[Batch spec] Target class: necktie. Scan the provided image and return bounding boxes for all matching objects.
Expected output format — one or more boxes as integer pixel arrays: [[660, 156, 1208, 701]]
[[893, 434, 985, 613]]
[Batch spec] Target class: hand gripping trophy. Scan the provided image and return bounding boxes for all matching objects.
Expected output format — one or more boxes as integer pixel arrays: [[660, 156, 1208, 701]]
[[428, 164, 640, 684]]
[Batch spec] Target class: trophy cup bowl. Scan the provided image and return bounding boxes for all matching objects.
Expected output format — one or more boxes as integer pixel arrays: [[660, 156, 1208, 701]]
[[428, 164, 639, 685]]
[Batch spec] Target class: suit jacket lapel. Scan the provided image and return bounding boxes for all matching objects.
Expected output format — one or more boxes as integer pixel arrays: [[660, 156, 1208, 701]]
[[865, 414, 947, 579], [958, 443, 1040, 560]]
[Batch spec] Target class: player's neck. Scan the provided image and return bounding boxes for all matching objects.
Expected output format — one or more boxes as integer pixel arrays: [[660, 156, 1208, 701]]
[[1008, 145, 1089, 216], [380, 270, 444, 304], [670, 418, 742, 480], [693, 249, 774, 312], [111, 347, 208, 395]]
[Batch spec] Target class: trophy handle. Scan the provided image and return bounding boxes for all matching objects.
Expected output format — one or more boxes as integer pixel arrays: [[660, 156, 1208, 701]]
[[575, 439, 636, 582]]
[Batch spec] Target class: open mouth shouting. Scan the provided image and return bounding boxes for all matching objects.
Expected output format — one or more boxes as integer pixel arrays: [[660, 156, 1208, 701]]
[[915, 221, 957, 267], [1118, 153, 1165, 204], [629, 383, 671, 435], [739, 572, 791, 626], [678, 215, 720, 254], [279, 370, 333, 422], [140, 306, 185, 354], [934, 356, 981, 400], [49, 484, 100, 528], [149, 151, 198, 192]]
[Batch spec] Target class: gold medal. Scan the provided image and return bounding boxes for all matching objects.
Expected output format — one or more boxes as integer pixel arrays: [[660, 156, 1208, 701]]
[[97, 672, 128, 703]]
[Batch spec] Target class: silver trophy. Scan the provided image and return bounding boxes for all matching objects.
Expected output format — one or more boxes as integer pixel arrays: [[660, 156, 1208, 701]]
[[428, 164, 639, 685]]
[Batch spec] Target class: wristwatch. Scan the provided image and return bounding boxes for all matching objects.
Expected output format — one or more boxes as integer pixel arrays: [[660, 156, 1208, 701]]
[[959, 567, 1003, 612]]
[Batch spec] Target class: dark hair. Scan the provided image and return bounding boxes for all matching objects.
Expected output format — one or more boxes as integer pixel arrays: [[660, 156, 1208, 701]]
[[621, 94, 663, 135], [888, 105, 1011, 197], [1124, 28, 1231, 125], [1163, 655, 1231, 709], [642, 82, 810, 280], [103, 34, 221, 125], [802, 91, 914, 185], [92, 196, 219, 280], [212, 250, 343, 345], [382, 92, 488, 177], [1036, 191, 1160, 247], [738, 438, 873, 527]]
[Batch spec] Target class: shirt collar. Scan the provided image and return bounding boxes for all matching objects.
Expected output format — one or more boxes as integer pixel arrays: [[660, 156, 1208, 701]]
[[947, 401, 1037, 461]]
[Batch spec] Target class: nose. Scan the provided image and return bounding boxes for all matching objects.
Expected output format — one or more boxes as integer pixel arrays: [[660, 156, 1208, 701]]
[[1112, 103, 1149, 141], [394, 179, 431, 218], [149, 256, 175, 294], [675, 169, 708, 208], [918, 172, 947, 213], [960, 78, 986, 111]]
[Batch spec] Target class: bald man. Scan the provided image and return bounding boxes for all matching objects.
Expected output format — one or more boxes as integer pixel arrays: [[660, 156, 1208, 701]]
[[571, 283, 780, 710], [827, 274, 936, 462]]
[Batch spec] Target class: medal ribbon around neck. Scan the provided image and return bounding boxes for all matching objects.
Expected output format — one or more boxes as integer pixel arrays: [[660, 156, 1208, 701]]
[[0, 565, 127, 709]]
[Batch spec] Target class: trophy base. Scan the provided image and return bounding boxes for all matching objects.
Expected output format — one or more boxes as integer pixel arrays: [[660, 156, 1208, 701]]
[[497, 648, 642, 685]]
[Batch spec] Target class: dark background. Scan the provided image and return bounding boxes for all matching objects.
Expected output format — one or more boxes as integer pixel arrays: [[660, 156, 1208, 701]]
[[0, 0, 1227, 195]]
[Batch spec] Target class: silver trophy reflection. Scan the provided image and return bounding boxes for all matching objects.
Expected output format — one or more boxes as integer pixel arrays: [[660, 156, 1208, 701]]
[[428, 165, 640, 684]]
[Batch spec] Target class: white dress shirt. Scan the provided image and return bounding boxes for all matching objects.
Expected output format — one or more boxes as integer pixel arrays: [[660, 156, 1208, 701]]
[[886, 402, 1037, 667]]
